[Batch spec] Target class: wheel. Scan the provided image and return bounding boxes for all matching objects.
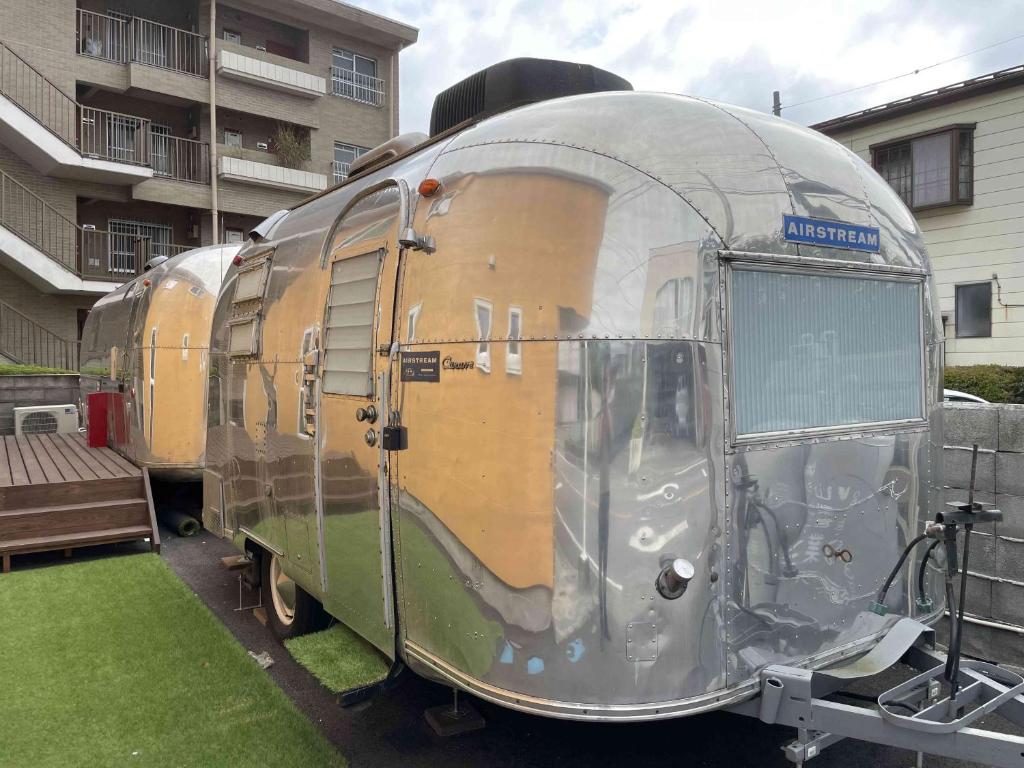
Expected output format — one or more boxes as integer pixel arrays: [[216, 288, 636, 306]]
[[259, 549, 327, 640]]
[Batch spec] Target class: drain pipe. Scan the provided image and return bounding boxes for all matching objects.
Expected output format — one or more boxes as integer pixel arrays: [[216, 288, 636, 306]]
[[389, 44, 403, 137], [208, 0, 220, 243]]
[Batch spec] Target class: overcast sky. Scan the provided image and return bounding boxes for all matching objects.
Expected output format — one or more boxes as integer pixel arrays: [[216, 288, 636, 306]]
[[347, 0, 1024, 134]]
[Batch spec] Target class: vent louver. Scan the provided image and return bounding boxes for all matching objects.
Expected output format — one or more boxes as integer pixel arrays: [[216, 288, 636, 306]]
[[429, 58, 632, 137]]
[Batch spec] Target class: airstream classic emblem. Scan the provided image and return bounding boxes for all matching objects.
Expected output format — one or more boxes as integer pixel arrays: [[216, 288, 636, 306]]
[[782, 214, 880, 253], [442, 356, 474, 370], [400, 351, 440, 382]]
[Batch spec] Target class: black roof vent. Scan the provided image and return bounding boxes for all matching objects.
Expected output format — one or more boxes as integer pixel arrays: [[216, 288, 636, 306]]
[[429, 58, 632, 137]]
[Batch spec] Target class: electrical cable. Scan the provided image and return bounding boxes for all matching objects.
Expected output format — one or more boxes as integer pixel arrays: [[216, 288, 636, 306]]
[[917, 538, 942, 602], [876, 533, 929, 607], [781, 32, 1024, 112]]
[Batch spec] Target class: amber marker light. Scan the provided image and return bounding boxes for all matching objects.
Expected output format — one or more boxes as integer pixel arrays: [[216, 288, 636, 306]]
[[418, 178, 441, 197]]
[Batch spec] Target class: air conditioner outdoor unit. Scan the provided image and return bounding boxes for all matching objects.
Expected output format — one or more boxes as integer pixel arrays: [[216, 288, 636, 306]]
[[14, 405, 80, 437]]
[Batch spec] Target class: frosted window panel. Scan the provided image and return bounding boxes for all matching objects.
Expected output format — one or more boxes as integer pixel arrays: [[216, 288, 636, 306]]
[[322, 252, 380, 395], [731, 269, 923, 436], [912, 132, 951, 207]]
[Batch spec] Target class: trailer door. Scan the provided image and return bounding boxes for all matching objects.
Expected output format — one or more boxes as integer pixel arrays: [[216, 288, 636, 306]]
[[315, 185, 402, 657]]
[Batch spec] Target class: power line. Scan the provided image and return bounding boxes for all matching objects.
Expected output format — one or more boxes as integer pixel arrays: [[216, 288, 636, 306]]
[[781, 31, 1024, 112]]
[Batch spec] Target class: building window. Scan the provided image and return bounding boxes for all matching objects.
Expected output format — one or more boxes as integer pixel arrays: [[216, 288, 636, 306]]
[[407, 303, 421, 343], [223, 29, 241, 45], [331, 48, 383, 106], [871, 125, 974, 210], [474, 299, 492, 372], [955, 282, 992, 338], [224, 129, 242, 148], [507, 306, 522, 374], [109, 218, 172, 272], [224, 228, 245, 244], [333, 142, 368, 183]]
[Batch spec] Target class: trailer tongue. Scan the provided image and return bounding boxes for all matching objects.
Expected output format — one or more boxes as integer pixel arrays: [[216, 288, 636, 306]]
[[731, 445, 1024, 767]]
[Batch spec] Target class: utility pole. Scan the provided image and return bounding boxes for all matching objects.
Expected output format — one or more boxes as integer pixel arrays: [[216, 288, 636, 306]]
[[772, 91, 781, 117]]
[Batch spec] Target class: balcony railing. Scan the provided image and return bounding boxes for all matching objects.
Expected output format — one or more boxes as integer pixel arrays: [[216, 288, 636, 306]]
[[151, 133, 210, 183], [0, 300, 80, 371], [77, 9, 208, 78], [0, 167, 188, 282], [330, 67, 385, 107], [332, 160, 350, 184], [0, 40, 78, 146], [80, 106, 151, 166]]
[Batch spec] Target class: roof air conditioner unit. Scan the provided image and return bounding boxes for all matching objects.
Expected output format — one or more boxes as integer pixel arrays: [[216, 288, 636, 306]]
[[14, 405, 80, 437]]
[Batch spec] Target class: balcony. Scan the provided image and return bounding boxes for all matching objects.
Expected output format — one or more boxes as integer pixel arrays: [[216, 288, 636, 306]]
[[217, 47, 325, 99], [151, 134, 210, 184], [219, 155, 326, 193], [330, 67, 386, 107], [77, 9, 208, 78], [0, 167, 189, 292]]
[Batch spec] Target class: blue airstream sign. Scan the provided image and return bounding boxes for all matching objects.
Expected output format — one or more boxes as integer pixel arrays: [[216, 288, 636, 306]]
[[783, 214, 880, 253]]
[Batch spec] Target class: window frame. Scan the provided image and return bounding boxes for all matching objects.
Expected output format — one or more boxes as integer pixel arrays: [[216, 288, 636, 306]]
[[507, 305, 522, 375], [227, 249, 273, 359], [320, 248, 384, 397], [406, 302, 421, 343], [870, 123, 976, 211], [222, 29, 241, 45], [723, 255, 928, 447], [223, 128, 242, 148], [474, 298, 493, 373], [954, 281, 992, 339]]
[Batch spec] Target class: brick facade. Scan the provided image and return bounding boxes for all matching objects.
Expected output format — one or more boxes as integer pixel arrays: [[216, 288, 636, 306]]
[[0, 0, 415, 363]]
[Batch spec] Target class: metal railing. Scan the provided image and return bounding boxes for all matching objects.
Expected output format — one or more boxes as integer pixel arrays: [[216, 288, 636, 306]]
[[80, 106, 151, 166], [0, 300, 80, 370], [77, 9, 208, 77], [151, 133, 209, 183], [330, 67, 386, 107], [0, 168, 192, 282], [0, 41, 78, 146], [332, 160, 350, 184]]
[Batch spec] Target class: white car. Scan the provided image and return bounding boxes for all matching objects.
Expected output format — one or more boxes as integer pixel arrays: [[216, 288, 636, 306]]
[[943, 388, 989, 404]]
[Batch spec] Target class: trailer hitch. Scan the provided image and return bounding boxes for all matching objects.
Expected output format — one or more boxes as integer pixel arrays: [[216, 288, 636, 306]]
[[729, 444, 1024, 766]]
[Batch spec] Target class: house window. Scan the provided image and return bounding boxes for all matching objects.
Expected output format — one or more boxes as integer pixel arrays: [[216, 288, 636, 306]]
[[955, 282, 991, 338], [331, 48, 383, 105], [507, 306, 522, 374], [474, 299, 492, 372], [333, 142, 368, 183], [109, 218, 172, 272], [224, 129, 242, 148], [872, 125, 974, 210], [223, 29, 241, 45]]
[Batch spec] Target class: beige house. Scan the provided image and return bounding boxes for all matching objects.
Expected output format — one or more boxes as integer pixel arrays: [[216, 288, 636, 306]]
[[814, 65, 1024, 367], [0, 0, 416, 368]]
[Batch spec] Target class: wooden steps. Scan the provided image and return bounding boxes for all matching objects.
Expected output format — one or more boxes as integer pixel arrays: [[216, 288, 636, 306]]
[[0, 434, 159, 573]]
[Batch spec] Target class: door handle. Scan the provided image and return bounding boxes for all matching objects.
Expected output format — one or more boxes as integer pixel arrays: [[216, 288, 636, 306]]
[[356, 405, 377, 424]]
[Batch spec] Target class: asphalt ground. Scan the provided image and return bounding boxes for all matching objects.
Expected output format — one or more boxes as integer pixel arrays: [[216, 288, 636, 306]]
[[12, 490, 1009, 768]]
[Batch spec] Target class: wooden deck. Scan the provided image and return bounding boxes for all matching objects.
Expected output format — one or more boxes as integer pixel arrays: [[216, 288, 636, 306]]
[[0, 434, 158, 572], [0, 433, 140, 488]]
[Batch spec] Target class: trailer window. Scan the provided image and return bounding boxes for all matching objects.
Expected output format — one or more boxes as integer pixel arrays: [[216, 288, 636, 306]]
[[475, 299, 492, 372], [323, 251, 381, 396], [730, 267, 923, 437]]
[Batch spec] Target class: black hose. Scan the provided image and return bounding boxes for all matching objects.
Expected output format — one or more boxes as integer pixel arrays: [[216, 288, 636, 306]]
[[917, 539, 942, 602], [876, 532, 929, 607]]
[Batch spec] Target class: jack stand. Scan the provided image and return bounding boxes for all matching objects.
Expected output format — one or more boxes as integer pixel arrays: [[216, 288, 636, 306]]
[[424, 687, 486, 737], [235, 572, 262, 612]]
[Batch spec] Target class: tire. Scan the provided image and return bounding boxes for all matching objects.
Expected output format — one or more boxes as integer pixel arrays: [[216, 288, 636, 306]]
[[259, 548, 327, 640]]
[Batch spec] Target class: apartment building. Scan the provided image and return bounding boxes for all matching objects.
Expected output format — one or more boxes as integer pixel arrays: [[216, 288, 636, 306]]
[[0, 0, 416, 368], [814, 65, 1024, 367]]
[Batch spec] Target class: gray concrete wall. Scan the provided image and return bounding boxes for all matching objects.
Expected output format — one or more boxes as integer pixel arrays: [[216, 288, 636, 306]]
[[0, 374, 80, 435], [943, 402, 1024, 665]]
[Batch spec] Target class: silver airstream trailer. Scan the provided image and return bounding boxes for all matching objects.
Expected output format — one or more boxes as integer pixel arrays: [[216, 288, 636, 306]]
[[203, 59, 1024, 763], [80, 243, 241, 480]]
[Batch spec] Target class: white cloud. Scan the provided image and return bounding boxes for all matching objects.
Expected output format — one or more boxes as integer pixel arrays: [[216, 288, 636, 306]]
[[347, 0, 1024, 132]]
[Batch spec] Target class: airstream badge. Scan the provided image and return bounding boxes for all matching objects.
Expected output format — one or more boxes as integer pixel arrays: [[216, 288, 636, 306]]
[[400, 351, 440, 382], [782, 214, 880, 253]]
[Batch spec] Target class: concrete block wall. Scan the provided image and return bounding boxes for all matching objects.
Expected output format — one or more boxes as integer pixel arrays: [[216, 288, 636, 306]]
[[0, 374, 80, 435], [943, 402, 1024, 665]]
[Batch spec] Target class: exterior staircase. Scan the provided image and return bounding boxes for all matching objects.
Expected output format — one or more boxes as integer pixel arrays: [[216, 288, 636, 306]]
[[0, 434, 160, 572], [0, 299, 79, 369]]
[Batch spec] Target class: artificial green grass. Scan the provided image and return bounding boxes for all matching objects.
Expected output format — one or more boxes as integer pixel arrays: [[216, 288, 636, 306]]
[[0, 554, 344, 768], [285, 624, 390, 693], [0, 363, 75, 375]]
